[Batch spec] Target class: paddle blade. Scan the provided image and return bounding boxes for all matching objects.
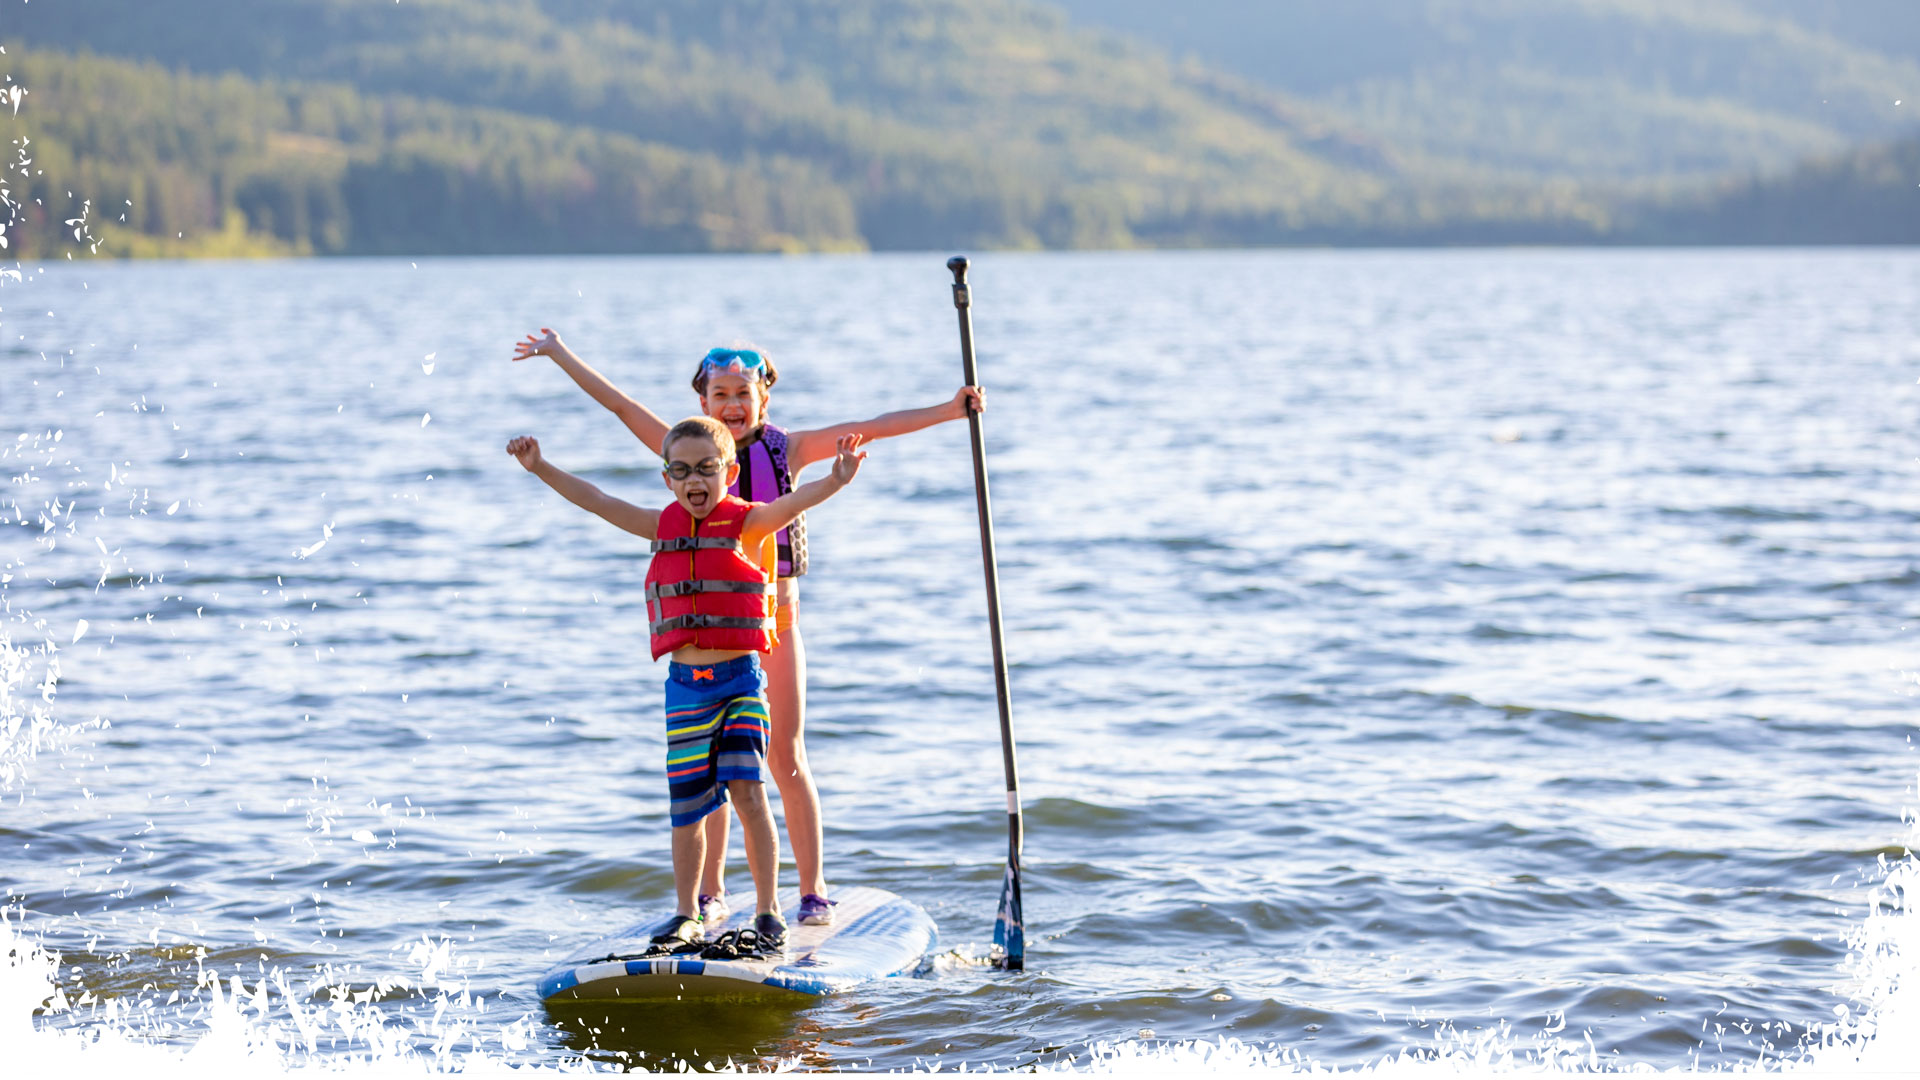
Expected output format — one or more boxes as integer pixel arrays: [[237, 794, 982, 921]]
[[991, 861, 1024, 971]]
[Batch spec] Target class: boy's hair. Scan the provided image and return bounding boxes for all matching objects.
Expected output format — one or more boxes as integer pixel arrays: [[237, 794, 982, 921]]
[[691, 344, 780, 395], [661, 415, 736, 462]]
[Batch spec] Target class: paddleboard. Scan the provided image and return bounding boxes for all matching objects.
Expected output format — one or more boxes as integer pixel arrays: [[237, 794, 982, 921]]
[[537, 885, 936, 1001]]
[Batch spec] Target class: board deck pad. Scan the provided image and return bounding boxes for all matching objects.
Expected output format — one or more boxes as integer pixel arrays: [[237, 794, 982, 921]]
[[537, 885, 937, 1001]]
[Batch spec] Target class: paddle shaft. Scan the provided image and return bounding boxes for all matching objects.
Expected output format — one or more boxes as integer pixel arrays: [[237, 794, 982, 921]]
[[946, 256, 1024, 969]]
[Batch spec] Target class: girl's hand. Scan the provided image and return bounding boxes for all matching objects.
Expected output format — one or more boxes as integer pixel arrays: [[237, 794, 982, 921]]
[[831, 433, 867, 485], [506, 435, 545, 472], [951, 384, 985, 417], [512, 328, 564, 362]]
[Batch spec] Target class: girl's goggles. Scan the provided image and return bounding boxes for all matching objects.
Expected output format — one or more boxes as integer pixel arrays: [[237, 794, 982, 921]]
[[700, 348, 768, 382]]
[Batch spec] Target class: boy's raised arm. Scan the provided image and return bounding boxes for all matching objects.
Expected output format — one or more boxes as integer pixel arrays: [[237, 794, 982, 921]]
[[788, 385, 983, 469], [744, 434, 866, 543], [513, 328, 673, 455], [507, 435, 661, 540]]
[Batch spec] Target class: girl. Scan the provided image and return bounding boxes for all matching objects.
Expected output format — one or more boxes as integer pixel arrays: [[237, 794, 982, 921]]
[[512, 329, 982, 926]]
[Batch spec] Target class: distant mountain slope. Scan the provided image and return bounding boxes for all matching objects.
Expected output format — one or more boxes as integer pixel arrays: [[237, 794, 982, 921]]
[[1627, 131, 1920, 243], [1739, 0, 1920, 64], [5, 0, 1913, 254], [1043, 0, 1920, 181], [11, 0, 1480, 252]]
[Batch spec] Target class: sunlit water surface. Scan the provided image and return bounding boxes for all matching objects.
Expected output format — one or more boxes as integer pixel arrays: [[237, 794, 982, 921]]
[[2, 249, 1917, 1072]]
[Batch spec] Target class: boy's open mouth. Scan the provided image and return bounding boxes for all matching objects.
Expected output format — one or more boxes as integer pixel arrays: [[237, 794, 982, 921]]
[[685, 489, 710, 508]]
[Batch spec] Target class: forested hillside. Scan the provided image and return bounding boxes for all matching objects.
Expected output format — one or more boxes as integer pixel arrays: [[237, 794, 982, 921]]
[[1632, 131, 1920, 243], [2, 0, 1917, 256], [1046, 0, 1920, 181], [2, 48, 864, 257], [5, 0, 1473, 256]]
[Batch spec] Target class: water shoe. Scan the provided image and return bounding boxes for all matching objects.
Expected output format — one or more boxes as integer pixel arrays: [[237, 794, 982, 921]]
[[699, 891, 730, 927], [754, 911, 789, 955], [798, 893, 837, 926], [643, 914, 705, 956]]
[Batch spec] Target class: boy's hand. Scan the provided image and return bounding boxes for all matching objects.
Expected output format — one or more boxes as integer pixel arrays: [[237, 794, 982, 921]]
[[951, 385, 985, 417], [506, 435, 545, 472], [831, 433, 867, 485], [745, 434, 864, 538], [512, 328, 565, 362]]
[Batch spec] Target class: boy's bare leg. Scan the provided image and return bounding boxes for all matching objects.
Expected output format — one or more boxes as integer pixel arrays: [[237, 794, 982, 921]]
[[670, 819, 709, 920], [699, 805, 730, 898], [763, 628, 826, 897], [726, 779, 781, 915]]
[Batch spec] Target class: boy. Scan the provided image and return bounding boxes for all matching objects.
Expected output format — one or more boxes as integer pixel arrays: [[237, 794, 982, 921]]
[[506, 416, 867, 956]]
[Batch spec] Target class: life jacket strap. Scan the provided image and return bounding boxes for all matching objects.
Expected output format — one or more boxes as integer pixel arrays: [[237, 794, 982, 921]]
[[651, 536, 742, 553], [649, 613, 778, 634], [646, 580, 776, 600]]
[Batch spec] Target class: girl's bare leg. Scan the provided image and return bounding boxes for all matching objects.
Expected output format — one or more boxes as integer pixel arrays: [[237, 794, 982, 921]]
[[763, 626, 826, 897]]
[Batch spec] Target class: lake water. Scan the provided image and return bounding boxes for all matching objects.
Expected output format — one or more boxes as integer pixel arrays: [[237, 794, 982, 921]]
[[2, 249, 1917, 1073]]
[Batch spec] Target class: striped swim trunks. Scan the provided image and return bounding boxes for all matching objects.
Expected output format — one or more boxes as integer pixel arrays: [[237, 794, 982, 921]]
[[663, 654, 770, 828]]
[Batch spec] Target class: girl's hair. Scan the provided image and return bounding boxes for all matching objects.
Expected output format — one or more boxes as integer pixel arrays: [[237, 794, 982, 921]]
[[691, 344, 780, 395], [661, 415, 736, 461]]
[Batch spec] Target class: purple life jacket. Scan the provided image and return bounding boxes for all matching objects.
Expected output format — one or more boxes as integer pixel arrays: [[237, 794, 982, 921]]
[[729, 423, 808, 578]]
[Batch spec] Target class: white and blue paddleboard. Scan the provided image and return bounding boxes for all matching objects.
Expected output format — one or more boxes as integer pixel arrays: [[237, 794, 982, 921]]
[[538, 885, 936, 1001]]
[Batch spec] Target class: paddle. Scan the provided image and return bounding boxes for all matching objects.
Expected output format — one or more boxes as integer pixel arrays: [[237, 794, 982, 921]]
[[945, 255, 1024, 972]]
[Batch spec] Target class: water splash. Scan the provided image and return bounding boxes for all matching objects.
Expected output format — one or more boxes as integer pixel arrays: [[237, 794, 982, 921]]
[[1794, 809, 1919, 1072], [0, 630, 97, 792], [2, 913, 575, 1075]]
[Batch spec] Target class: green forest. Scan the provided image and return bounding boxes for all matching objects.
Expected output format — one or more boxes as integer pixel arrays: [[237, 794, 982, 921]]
[[3, 48, 866, 257], [3, 0, 1918, 257]]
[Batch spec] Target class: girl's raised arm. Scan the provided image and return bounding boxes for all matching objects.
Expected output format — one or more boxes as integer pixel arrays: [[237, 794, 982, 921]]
[[787, 385, 983, 469], [513, 328, 672, 455]]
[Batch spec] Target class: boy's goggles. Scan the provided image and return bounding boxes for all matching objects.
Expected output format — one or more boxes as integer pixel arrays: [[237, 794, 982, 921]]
[[662, 458, 727, 480], [700, 348, 768, 382]]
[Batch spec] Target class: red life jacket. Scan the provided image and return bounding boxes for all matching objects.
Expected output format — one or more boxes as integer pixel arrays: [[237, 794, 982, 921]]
[[644, 495, 777, 660]]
